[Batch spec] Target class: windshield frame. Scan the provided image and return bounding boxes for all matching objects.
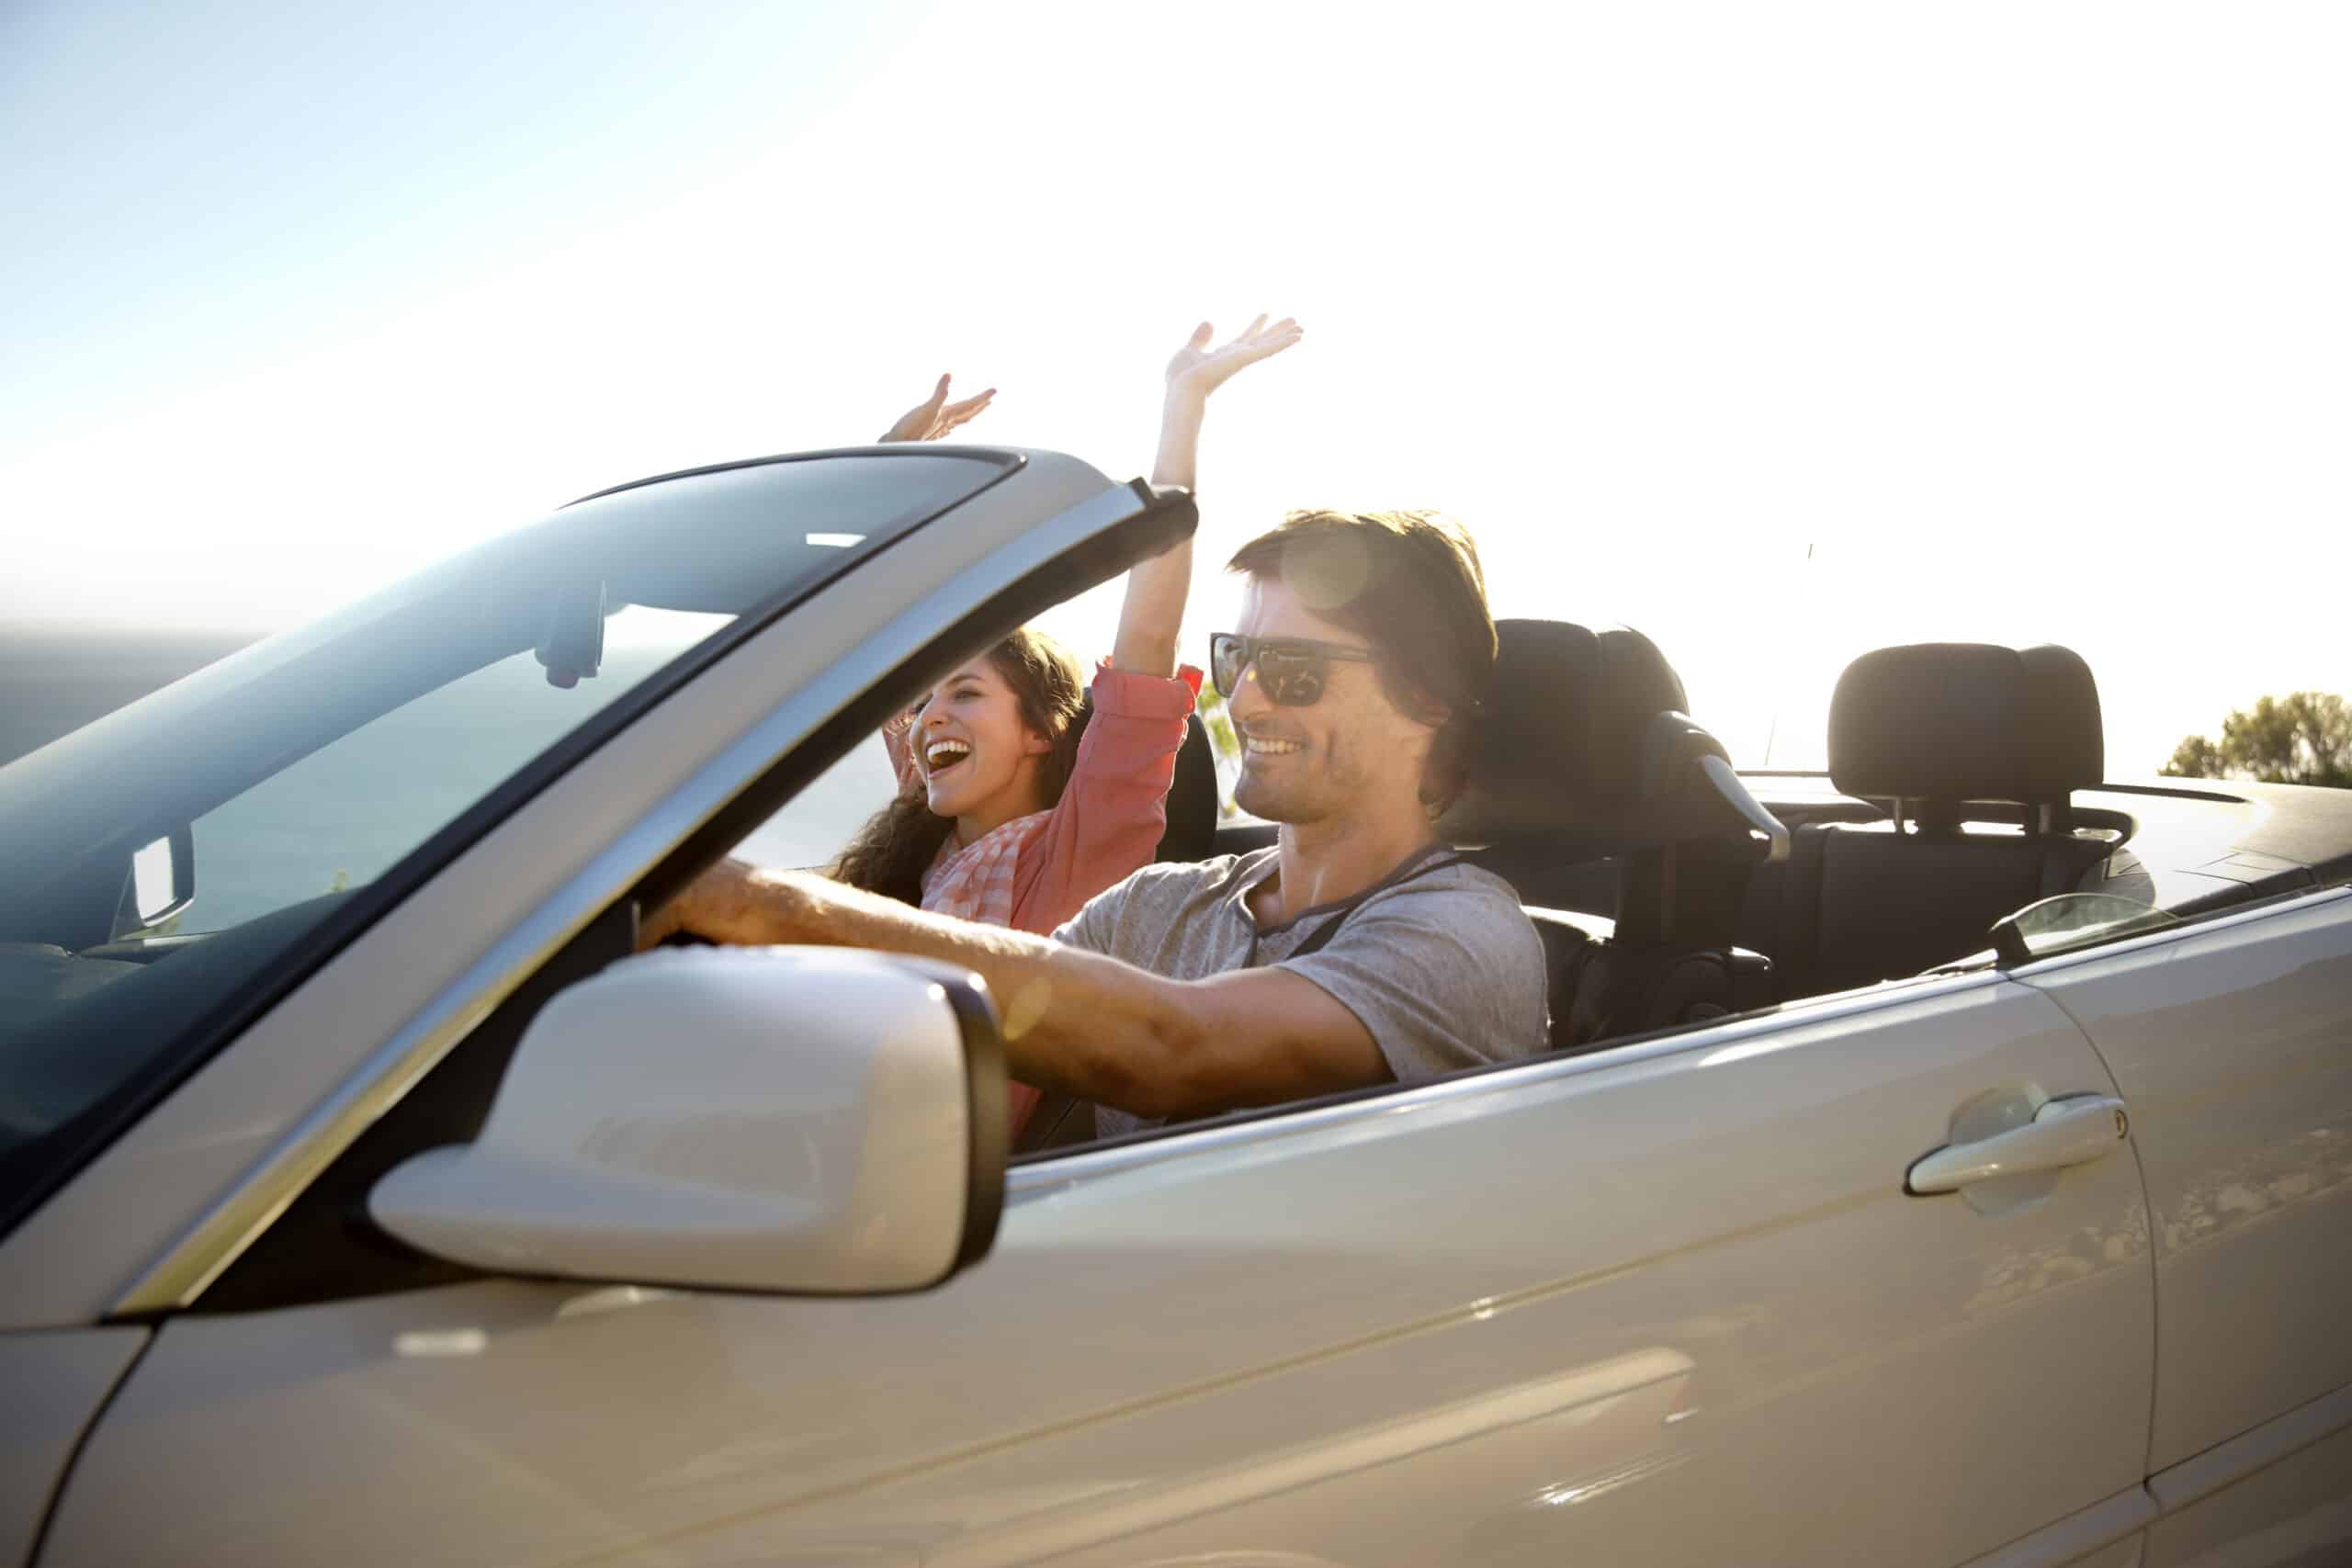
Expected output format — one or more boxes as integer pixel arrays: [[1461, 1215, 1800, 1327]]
[[0, 446, 1022, 1240]]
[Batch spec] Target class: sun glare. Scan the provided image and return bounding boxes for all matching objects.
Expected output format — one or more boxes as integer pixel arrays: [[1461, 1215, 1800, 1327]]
[[3, 1, 2346, 773]]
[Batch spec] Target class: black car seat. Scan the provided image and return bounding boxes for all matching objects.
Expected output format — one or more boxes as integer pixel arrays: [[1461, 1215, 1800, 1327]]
[[1444, 619, 1788, 1052], [1156, 712, 1222, 863], [1766, 642, 2110, 998]]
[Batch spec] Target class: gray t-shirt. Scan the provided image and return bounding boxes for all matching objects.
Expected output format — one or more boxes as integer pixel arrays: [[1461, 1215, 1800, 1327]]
[[1052, 843, 1550, 1138]]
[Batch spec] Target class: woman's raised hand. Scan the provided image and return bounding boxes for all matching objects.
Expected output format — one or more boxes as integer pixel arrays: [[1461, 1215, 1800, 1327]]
[[878, 373, 998, 443], [1163, 315, 1303, 405], [1122, 312, 1302, 670]]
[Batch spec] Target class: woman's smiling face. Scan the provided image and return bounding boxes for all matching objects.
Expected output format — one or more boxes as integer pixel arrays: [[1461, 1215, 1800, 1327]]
[[911, 655, 1054, 832]]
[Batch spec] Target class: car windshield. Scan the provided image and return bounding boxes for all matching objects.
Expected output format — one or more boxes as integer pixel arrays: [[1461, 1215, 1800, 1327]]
[[0, 449, 1008, 1228]]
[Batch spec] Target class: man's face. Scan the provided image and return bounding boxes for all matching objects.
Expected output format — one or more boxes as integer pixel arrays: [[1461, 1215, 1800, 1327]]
[[1226, 577, 1436, 826]]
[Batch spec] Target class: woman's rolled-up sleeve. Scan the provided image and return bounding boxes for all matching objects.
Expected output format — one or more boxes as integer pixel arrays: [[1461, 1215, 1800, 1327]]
[[1010, 664, 1200, 936]]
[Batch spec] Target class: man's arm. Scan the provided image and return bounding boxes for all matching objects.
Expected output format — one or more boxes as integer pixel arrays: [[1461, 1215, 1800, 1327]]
[[644, 862, 1386, 1120]]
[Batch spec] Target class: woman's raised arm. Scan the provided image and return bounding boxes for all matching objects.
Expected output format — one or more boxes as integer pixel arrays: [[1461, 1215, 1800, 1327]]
[[876, 372, 996, 444], [1110, 316, 1302, 676], [873, 372, 997, 788]]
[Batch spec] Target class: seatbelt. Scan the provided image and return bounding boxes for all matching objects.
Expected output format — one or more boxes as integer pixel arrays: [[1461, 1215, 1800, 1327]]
[[1279, 848, 1465, 962], [1014, 1091, 1091, 1154]]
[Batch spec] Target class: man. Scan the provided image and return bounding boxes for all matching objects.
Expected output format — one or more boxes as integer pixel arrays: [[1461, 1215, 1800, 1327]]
[[648, 509, 1549, 1130]]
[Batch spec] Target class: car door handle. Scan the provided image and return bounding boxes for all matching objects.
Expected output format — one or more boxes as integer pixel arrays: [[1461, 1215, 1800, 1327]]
[[1906, 1096, 2131, 1194]]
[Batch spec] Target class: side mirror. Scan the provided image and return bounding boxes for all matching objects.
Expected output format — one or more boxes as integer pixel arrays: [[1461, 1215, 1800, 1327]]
[[369, 945, 1008, 1293], [112, 826, 195, 940]]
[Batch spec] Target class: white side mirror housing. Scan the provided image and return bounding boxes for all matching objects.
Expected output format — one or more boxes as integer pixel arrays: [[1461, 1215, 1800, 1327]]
[[369, 945, 1007, 1293]]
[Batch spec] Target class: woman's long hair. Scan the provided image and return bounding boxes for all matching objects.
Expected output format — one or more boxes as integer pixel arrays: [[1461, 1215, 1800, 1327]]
[[830, 627, 1089, 905]]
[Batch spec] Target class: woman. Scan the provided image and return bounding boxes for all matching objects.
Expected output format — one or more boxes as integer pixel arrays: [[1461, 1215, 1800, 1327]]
[[835, 315, 1301, 1132]]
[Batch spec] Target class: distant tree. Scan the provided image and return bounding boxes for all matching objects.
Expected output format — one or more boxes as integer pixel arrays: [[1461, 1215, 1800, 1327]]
[[2162, 692, 2351, 789], [2164, 734, 2226, 779]]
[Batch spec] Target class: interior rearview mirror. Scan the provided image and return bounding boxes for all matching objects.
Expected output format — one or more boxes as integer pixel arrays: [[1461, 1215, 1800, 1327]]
[[112, 825, 195, 940], [370, 945, 1008, 1294], [534, 579, 606, 689]]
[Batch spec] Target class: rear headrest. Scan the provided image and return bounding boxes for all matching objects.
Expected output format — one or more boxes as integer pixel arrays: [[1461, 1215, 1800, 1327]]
[[1441, 619, 1690, 840], [1829, 642, 2102, 803]]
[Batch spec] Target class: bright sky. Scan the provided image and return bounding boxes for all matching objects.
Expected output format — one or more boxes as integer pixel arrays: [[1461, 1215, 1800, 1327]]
[[5, 0, 2346, 773]]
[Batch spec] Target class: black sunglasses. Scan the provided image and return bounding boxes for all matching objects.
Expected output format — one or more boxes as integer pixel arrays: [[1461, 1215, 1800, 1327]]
[[1209, 633, 1376, 706]]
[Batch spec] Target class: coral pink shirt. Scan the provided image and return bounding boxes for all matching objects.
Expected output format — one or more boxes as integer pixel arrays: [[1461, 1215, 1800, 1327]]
[[885, 664, 1202, 1134]]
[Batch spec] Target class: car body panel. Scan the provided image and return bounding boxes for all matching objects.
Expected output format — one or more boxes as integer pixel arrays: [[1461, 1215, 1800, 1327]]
[[41, 978, 2152, 1566], [2048, 1541, 2146, 1568], [2144, 1395, 2352, 1567], [0, 449, 1148, 1328], [0, 1327, 145, 1568], [2022, 886, 2352, 1470], [1949, 1491, 2153, 1568]]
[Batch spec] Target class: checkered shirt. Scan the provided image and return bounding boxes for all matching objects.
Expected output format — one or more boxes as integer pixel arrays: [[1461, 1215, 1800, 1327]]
[[919, 810, 1055, 928]]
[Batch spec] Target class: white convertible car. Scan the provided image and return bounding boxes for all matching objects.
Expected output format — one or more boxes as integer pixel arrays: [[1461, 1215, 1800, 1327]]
[[3, 447, 2348, 1567]]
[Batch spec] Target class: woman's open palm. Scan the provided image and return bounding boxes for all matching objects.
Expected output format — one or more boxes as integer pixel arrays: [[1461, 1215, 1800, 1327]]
[[1165, 315, 1303, 402], [879, 374, 997, 443]]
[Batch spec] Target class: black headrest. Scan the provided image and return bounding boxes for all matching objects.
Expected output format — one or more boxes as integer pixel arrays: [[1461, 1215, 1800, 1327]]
[[1157, 712, 1220, 862], [1441, 619, 1691, 840], [1066, 702, 1220, 863], [1829, 643, 2102, 803]]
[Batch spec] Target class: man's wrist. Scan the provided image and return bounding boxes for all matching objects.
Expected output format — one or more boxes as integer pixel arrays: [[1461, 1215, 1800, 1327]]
[[745, 865, 825, 940], [692, 862, 797, 946]]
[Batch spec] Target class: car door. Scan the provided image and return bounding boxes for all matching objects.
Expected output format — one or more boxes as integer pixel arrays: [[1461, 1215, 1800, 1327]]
[[2018, 883, 2352, 1566], [0, 1330, 145, 1568], [39, 953, 2153, 1567]]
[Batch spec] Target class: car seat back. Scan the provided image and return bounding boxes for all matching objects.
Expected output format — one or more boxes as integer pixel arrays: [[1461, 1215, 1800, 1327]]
[[1770, 642, 2110, 998], [1155, 711, 1221, 863], [1445, 620, 1785, 1050]]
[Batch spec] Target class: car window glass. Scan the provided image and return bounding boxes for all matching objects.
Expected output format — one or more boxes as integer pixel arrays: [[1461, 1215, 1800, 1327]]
[[186, 608, 726, 932], [2017, 892, 2175, 953], [734, 734, 898, 873]]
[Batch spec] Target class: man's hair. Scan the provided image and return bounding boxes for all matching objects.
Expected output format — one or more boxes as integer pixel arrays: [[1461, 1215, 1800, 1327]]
[[1227, 509, 1497, 811]]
